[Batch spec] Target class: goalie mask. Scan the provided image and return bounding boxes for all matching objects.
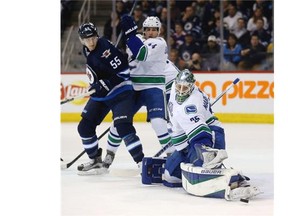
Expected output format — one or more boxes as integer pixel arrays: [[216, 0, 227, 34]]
[[175, 69, 196, 104]]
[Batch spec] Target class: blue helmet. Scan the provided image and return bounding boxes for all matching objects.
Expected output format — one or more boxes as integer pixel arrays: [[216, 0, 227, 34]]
[[78, 22, 99, 39]]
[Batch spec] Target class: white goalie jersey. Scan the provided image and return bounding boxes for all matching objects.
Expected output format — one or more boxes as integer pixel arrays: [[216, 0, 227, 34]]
[[168, 84, 222, 151], [128, 34, 168, 91]]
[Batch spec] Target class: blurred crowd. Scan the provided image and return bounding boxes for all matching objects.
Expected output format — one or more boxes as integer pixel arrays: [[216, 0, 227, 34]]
[[104, 0, 273, 71]]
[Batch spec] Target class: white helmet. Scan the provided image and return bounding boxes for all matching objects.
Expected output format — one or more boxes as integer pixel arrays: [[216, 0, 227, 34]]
[[175, 69, 196, 104], [143, 16, 162, 31]]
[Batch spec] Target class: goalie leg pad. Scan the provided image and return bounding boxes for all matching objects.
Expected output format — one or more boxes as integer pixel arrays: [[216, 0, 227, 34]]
[[142, 157, 166, 184], [180, 163, 249, 200]]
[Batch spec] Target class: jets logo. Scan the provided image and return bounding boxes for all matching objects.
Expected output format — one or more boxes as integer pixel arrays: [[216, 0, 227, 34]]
[[101, 49, 111, 58], [86, 67, 94, 84]]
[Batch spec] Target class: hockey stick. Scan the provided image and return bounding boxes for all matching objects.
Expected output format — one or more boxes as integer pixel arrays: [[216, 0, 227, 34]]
[[61, 127, 110, 170], [115, 0, 138, 47], [154, 78, 240, 157], [61, 89, 96, 105]]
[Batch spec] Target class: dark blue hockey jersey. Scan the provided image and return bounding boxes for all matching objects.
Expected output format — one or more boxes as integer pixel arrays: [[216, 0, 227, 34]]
[[84, 37, 132, 101]]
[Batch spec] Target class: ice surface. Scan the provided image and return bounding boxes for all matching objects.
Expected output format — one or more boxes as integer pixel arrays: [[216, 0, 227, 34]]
[[61, 122, 273, 216]]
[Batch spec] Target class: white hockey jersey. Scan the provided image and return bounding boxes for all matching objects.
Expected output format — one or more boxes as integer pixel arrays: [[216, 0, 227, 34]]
[[129, 35, 168, 91], [165, 59, 179, 95], [168, 84, 222, 151]]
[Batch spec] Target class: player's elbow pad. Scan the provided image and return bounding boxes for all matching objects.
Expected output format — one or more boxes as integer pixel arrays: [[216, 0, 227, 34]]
[[126, 35, 147, 61]]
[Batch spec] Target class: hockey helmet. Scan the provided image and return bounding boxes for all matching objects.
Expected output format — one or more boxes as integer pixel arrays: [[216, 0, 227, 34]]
[[175, 69, 196, 104], [143, 16, 161, 31], [78, 22, 99, 39]]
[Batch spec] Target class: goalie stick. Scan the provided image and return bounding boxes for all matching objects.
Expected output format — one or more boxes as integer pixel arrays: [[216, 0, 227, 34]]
[[61, 127, 110, 170], [153, 78, 240, 157]]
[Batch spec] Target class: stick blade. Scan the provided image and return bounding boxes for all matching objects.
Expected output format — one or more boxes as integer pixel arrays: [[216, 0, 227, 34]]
[[61, 162, 68, 170]]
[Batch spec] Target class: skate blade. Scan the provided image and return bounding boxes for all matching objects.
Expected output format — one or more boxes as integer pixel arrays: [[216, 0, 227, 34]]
[[77, 167, 109, 176]]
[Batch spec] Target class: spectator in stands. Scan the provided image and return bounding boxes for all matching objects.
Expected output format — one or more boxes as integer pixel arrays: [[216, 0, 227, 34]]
[[238, 33, 266, 70], [222, 0, 231, 17], [169, 0, 182, 25], [61, 0, 73, 38], [203, 9, 220, 37], [169, 48, 183, 70], [250, 18, 271, 48], [247, 7, 269, 32], [234, 17, 251, 48], [168, 35, 177, 50], [186, 52, 210, 71], [193, 0, 207, 21], [116, 0, 129, 16], [235, 0, 253, 21], [140, 0, 156, 17], [178, 31, 201, 63], [103, 11, 121, 43], [223, 33, 243, 69], [208, 17, 229, 41], [201, 35, 220, 54], [197, 0, 219, 36], [252, 0, 273, 21], [223, 3, 243, 34], [264, 38, 273, 70], [159, 23, 167, 39], [180, 5, 202, 40], [159, 7, 176, 30], [201, 35, 220, 71], [172, 22, 186, 49], [133, 5, 147, 34]]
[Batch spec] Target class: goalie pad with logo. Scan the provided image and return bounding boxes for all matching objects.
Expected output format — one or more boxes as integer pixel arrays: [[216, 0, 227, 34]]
[[180, 163, 261, 201]]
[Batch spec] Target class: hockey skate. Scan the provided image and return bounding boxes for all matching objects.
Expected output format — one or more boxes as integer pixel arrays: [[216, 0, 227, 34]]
[[103, 150, 115, 169], [195, 144, 228, 169], [228, 184, 262, 202], [77, 148, 107, 175]]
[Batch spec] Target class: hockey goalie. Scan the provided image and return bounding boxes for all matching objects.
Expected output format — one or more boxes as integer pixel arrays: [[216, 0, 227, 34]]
[[141, 69, 261, 202]]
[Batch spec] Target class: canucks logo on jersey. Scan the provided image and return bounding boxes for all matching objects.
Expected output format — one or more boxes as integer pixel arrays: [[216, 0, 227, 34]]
[[185, 105, 197, 114]]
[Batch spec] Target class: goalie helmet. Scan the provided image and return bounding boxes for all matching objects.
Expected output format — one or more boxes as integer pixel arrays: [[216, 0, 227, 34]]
[[174, 69, 196, 104], [78, 22, 99, 39], [143, 16, 161, 33]]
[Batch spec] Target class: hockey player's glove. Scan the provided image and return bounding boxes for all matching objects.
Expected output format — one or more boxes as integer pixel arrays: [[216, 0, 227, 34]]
[[89, 79, 111, 97], [121, 15, 138, 38]]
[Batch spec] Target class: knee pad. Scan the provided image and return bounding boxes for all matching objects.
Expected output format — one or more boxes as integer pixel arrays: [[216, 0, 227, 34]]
[[77, 118, 97, 137], [115, 122, 136, 138], [142, 157, 166, 184], [164, 150, 186, 179]]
